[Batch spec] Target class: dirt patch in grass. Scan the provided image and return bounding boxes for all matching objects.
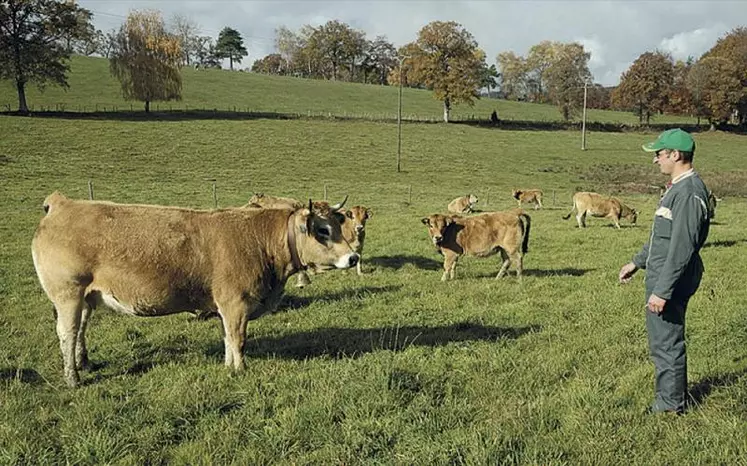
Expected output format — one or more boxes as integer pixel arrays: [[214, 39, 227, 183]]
[[578, 163, 747, 197], [577, 163, 665, 195]]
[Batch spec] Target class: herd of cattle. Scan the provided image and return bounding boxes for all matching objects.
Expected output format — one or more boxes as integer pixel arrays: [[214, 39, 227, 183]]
[[30, 188, 716, 387]]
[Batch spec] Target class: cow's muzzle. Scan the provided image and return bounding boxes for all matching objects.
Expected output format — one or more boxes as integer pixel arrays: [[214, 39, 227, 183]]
[[335, 252, 360, 269], [432, 235, 443, 245]]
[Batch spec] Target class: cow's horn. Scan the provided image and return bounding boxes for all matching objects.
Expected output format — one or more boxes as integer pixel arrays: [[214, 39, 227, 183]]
[[330, 194, 348, 212], [308, 199, 313, 211]]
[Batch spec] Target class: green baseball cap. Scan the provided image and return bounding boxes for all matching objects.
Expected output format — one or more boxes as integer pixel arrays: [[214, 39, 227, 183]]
[[642, 128, 695, 153]]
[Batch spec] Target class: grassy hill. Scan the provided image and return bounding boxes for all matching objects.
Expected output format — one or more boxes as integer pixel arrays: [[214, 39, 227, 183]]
[[0, 55, 699, 125]]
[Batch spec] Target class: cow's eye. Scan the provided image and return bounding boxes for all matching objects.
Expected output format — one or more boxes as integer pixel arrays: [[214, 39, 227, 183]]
[[317, 226, 331, 238]]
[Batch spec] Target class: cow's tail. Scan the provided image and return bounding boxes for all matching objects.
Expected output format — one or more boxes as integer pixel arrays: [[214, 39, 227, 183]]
[[42, 191, 67, 215], [519, 213, 531, 254], [562, 197, 576, 220]]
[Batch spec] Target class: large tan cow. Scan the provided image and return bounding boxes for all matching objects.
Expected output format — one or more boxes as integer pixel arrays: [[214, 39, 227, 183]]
[[447, 194, 478, 214], [562, 191, 637, 228], [421, 210, 531, 281], [340, 205, 372, 275], [512, 189, 543, 210], [31, 192, 359, 387]]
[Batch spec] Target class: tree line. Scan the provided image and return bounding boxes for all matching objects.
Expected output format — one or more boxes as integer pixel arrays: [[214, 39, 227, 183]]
[[1, 0, 746, 127]]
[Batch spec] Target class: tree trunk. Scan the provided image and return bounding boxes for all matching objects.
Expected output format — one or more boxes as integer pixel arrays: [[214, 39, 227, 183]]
[[443, 98, 451, 123], [145, 100, 150, 113], [16, 80, 28, 114], [229, 56, 233, 70]]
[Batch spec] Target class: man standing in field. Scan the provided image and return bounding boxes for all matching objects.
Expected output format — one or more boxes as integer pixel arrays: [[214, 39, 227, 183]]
[[618, 128, 711, 415]]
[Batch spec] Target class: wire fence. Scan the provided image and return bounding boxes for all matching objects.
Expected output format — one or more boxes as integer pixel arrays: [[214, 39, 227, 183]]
[[1, 102, 711, 132]]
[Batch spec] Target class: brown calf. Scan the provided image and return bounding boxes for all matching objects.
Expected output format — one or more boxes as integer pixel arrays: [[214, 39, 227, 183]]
[[562, 191, 637, 228], [421, 210, 531, 281], [447, 194, 478, 214], [512, 189, 543, 210]]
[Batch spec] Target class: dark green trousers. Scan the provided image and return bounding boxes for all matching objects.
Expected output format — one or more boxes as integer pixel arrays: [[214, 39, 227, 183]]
[[645, 297, 689, 413]]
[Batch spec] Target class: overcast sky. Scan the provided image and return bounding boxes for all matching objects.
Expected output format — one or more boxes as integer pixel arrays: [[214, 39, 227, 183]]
[[78, 0, 747, 86]]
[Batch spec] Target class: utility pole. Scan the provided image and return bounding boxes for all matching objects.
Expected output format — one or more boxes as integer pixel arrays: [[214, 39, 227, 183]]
[[397, 55, 410, 173], [581, 79, 588, 151]]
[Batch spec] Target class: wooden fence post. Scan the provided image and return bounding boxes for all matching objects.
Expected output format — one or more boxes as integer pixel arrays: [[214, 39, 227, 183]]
[[88, 180, 94, 200]]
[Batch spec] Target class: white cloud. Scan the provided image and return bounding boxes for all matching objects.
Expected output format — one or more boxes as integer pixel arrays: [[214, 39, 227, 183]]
[[79, 0, 747, 85], [658, 26, 726, 62]]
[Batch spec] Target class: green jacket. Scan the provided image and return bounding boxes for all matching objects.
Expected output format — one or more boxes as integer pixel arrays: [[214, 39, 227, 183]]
[[632, 170, 711, 301]]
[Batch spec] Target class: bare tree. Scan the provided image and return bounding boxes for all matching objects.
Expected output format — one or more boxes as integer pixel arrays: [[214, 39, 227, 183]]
[[170, 13, 200, 66]]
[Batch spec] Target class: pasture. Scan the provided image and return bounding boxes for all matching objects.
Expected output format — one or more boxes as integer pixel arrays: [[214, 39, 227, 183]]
[[1, 112, 747, 464]]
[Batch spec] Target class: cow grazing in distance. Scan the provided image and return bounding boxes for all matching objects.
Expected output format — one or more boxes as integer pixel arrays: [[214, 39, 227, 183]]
[[31, 192, 358, 387], [244, 192, 304, 210], [421, 210, 531, 281], [512, 189, 543, 210], [447, 194, 478, 214], [340, 205, 372, 275], [562, 191, 637, 229]]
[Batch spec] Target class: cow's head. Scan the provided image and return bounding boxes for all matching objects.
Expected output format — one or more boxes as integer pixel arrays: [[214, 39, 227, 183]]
[[342, 205, 372, 238], [624, 208, 638, 225], [293, 196, 359, 272], [248, 192, 265, 205], [421, 214, 456, 246], [468, 194, 478, 206]]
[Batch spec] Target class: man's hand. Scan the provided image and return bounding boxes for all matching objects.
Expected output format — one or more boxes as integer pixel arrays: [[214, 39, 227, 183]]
[[647, 294, 667, 314], [619, 262, 638, 284]]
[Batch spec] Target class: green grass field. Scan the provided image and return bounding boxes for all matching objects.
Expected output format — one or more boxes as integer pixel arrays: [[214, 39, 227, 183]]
[[1, 60, 747, 464], [0, 55, 701, 125]]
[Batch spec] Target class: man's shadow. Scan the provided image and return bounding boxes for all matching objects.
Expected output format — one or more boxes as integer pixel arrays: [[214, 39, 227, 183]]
[[688, 368, 747, 408]]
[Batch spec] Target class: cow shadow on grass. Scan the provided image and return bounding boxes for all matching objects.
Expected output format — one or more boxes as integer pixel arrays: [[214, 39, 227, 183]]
[[473, 267, 594, 279], [84, 341, 193, 385], [0, 367, 43, 385], [367, 255, 442, 271], [204, 322, 542, 361], [278, 284, 403, 311], [688, 368, 747, 409]]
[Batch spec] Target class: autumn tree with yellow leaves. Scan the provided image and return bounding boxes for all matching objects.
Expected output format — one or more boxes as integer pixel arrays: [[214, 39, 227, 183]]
[[109, 10, 182, 112], [399, 21, 486, 123]]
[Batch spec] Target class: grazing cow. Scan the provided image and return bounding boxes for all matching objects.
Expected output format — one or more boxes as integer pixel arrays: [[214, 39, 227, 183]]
[[512, 189, 543, 210], [31, 192, 358, 387], [244, 192, 304, 210], [562, 191, 637, 229], [421, 210, 531, 281], [447, 194, 478, 214], [340, 205, 372, 275]]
